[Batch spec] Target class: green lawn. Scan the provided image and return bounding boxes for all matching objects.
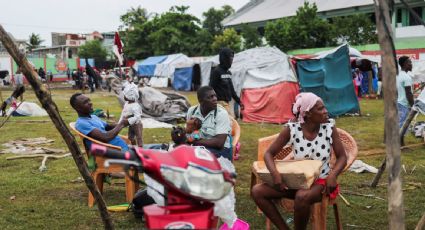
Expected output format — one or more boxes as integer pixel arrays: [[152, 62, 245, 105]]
[[0, 87, 424, 229]]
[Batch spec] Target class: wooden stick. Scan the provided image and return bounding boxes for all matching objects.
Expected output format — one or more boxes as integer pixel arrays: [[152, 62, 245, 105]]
[[373, 0, 406, 228], [342, 190, 385, 201], [338, 193, 351, 206], [7, 153, 71, 172], [0, 100, 24, 129], [416, 213, 425, 230], [0, 25, 114, 229]]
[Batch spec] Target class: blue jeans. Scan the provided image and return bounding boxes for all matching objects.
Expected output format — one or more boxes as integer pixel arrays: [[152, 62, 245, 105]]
[[206, 147, 233, 162], [397, 103, 410, 128]]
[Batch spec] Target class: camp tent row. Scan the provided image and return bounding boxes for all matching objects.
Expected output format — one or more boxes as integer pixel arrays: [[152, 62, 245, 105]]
[[134, 45, 360, 123], [134, 53, 200, 91]]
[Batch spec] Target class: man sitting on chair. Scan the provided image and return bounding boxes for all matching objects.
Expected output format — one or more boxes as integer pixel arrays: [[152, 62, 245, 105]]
[[186, 86, 232, 161], [70, 93, 129, 150]]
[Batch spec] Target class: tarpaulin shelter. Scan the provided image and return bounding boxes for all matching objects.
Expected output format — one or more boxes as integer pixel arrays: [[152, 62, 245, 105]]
[[136, 54, 196, 90], [137, 55, 167, 76], [296, 44, 360, 117], [200, 46, 299, 123]]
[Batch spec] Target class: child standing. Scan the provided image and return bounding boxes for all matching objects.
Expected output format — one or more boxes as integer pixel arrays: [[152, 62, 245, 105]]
[[120, 82, 143, 147]]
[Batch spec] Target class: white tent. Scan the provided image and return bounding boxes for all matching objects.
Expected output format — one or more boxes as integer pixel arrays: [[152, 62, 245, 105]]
[[200, 46, 297, 96], [151, 53, 194, 87]]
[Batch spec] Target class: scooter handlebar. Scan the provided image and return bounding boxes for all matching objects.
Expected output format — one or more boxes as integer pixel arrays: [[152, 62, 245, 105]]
[[90, 144, 137, 161]]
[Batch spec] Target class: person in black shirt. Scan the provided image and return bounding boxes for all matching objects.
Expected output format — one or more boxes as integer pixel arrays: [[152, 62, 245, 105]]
[[209, 48, 244, 115]]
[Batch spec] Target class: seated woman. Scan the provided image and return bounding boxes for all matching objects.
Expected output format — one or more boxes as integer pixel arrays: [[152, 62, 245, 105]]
[[251, 92, 347, 230]]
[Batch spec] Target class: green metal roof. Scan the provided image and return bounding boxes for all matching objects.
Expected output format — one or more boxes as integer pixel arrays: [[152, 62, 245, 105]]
[[288, 37, 425, 55]]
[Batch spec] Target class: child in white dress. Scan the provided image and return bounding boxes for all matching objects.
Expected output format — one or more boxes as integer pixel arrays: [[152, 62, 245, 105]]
[[120, 82, 143, 146]]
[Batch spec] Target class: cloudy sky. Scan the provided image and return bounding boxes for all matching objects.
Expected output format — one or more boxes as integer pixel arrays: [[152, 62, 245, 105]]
[[0, 0, 248, 46]]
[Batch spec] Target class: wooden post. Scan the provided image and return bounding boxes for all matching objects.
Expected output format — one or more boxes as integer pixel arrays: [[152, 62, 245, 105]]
[[373, 0, 405, 229], [0, 25, 114, 230], [416, 213, 425, 230]]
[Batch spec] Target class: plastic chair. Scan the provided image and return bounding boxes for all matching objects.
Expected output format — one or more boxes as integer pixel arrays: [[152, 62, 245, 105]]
[[69, 122, 139, 207], [230, 117, 241, 160], [251, 128, 357, 230]]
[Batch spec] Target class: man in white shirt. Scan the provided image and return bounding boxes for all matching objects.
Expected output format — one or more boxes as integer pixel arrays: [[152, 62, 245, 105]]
[[396, 56, 414, 128]]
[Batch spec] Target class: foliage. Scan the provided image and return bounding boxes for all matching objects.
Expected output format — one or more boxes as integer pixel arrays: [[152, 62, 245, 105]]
[[240, 24, 262, 49], [211, 28, 242, 53], [332, 14, 378, 45], [121, 5, 202, 58], [202, 5, 235, 36], [119, 6, 149, 30], [265, 2, 335, 51], [78, 40, 108, 62], [192, 29, 214, 56], [28, 33, 44, 51], [147, 6, 201, 56]]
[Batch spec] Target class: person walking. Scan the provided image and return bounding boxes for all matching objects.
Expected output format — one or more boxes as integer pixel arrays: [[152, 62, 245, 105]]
[[396, 56, 414, 128], [209, 48, 243, 116]]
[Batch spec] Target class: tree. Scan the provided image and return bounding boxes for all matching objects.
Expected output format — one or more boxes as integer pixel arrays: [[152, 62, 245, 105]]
[[202, 5, 235, 36], [240, 24, 262, 49], [119, 6, 149, 30], [119, 6, 155, 59], [78, 40, 108, 63], [192, 29, 214, 56], [265, 2, 335, 51], [147, 5, 201, 56], [28, 33, 44, 51], [211, 28, 241, 53], [332, 14, 378, 45]]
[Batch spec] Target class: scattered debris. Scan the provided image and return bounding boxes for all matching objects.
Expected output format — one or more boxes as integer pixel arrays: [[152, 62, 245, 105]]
[[338, 193, 351, 206], [7, 153, 71, 172], [410, 165, 417, 174], [1, 137, 71, 171], [1, 138, 59, 155], [71, 177, 84, 183], [365, 205, 373, 209], [342, 190, 385, 201], [346, 223, 375, 229]]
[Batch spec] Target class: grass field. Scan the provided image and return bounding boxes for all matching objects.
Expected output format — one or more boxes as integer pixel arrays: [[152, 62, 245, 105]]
[[0, 86, 424, 229]]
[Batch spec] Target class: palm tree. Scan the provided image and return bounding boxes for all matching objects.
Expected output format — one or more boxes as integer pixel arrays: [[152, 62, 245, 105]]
[[28, 33, 44, 51]]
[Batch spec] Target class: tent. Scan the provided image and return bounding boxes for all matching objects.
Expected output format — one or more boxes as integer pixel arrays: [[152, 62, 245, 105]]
[[200, 46, 299, 123], [136, 54, 195, 89], [137, 55, 167, 76], [296, 44, 360, 117]]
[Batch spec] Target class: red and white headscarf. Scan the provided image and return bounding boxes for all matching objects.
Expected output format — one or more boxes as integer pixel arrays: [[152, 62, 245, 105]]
[[292, 92, 323, 123]]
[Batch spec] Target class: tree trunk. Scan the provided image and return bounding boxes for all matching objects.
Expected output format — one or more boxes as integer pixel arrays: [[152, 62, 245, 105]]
[[373, 0, 405, 229], [0, 25, 114, 230]]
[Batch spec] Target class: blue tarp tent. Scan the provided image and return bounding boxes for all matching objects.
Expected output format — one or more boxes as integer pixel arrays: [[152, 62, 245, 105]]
[[296, 45, 360, 117], [173, 67, 193, 91], [137, 55, 167, 76]]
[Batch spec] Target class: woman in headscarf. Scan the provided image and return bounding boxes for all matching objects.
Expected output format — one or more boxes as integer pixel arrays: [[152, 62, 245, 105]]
[[251, 92, 347, 230]]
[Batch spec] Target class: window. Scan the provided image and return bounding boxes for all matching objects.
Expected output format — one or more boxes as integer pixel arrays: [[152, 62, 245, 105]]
[[409, 7, 423, 26], [396, 9, 402, 25]]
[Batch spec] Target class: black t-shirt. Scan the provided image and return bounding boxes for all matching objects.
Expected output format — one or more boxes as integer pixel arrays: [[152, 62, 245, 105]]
[[209, 65, 240, 104]]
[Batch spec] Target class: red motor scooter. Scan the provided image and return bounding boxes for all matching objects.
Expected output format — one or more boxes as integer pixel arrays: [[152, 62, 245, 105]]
[[91, 144, 236, 229]]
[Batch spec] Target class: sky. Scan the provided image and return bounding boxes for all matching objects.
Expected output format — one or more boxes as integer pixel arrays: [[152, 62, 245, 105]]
[[0, 0, 248, 46]]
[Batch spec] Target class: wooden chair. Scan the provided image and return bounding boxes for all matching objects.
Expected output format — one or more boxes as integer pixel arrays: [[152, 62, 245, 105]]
[[69, 122, 139, 207], [230, 117, 241, 160], [251, 128, 357, 230]]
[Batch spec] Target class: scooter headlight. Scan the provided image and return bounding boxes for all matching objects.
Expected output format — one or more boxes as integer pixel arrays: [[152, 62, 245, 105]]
[[160, 163, 232, 201]]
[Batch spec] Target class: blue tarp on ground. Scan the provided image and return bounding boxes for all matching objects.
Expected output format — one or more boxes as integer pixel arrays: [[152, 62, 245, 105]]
[[173, 67, 193, 91], [137, 55, 167, 76], [296, 45, 360, 117]]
